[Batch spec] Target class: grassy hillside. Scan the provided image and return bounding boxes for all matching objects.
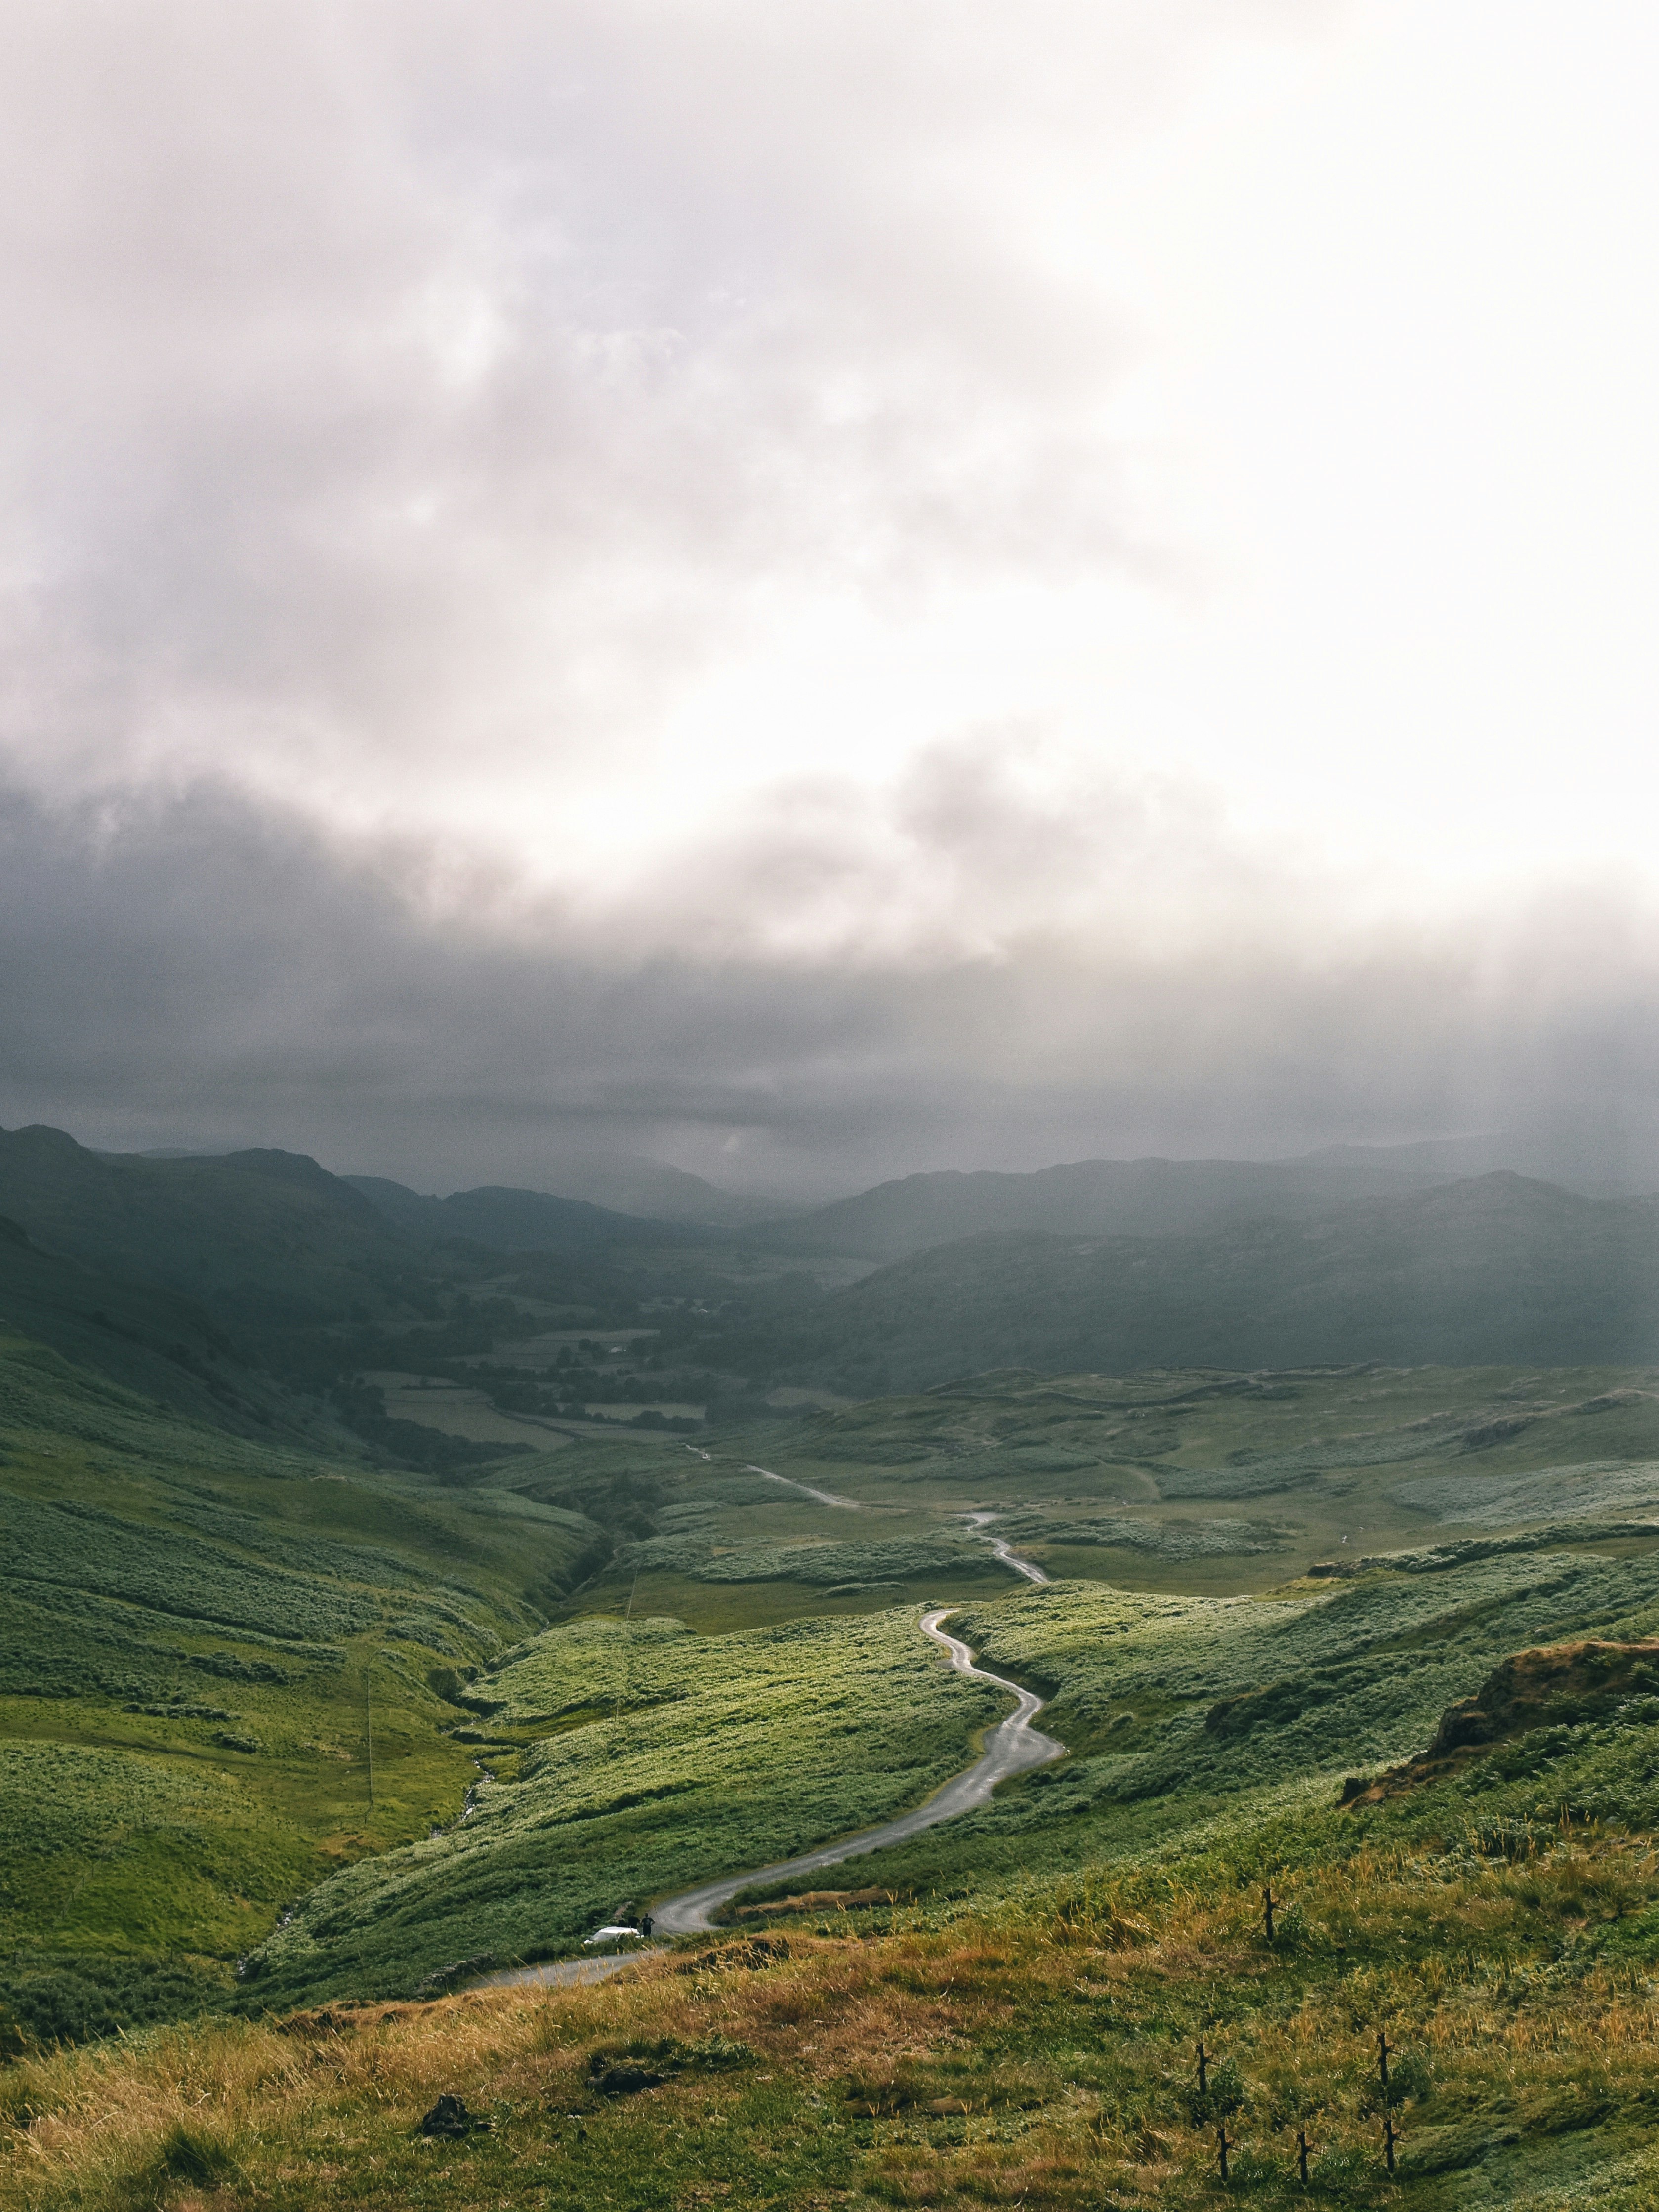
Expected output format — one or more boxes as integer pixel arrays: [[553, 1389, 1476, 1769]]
[[717, 1175, 1659, 1392], [16, 1584, 1659, 2204], [223, 1365, 1659, 2006], [245, 1609, 1004, 2006], [0, 1334, 611, 2047], [232, 1501, 1659, 2008], [5, 1354, 1659, 2207], [0, 1123, 682, 1463], [0, 1127, 424, 1327], [0, 1212, 284, 1435]]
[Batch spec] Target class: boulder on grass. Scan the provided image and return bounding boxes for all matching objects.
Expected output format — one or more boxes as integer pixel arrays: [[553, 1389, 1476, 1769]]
[[419, 2093, 488, 2138]]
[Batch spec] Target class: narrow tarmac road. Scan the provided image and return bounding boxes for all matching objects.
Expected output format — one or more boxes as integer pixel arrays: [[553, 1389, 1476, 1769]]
[[745, 1462, 862, 1509], [961, 1509, 1050, 1585], [473, 1556, 1061, 1991]]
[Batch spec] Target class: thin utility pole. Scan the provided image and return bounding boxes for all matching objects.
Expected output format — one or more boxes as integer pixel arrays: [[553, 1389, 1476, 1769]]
[[365, 1658, 375, 1809]]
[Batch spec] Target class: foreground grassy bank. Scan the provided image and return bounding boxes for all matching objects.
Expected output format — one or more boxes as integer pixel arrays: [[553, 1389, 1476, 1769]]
[[9, 1791, 1659, 2210]]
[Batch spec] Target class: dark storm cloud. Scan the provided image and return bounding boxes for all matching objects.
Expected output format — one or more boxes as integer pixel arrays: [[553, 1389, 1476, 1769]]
[[1, 782, 1654, 1196]]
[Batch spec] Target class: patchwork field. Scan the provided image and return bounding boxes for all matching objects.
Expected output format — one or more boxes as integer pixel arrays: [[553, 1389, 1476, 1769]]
[[373, 1381, 574, 1446]]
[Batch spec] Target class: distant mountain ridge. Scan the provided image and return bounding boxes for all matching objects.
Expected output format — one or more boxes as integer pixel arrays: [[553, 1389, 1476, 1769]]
[[343, 1176, 716, 1252], [344, 1152, 783, 1227], [719, 1172, 1659, 1394], [743, 1148, 1462, 1261]]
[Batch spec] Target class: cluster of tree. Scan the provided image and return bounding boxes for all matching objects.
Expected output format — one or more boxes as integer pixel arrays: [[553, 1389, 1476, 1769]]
[[325, 1378, 531, 1474]]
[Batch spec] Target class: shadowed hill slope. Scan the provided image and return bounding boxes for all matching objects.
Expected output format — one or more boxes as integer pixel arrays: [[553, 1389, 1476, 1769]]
[[718, 1173, 1659, 1394], [344, 1177, 714, 1254], [0, 1213, 281, 1431], [742, 1149, 1456, 1261], [0, 1125, 424, 1326]]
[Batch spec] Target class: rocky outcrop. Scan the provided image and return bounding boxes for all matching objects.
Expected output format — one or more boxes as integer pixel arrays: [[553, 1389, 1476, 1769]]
[[1342, 1640, 1659, 1807]]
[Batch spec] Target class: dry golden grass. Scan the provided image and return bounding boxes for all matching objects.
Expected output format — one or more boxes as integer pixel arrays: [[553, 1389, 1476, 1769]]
[[7, 1841, 1659, 2209]]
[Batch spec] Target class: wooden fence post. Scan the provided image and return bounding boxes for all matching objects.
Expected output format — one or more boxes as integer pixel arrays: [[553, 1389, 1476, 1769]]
[[1263, 1885, 1277, 1942], [1217, 2123, 1234, 2183], [1383, 2112, 1401, 2173], [1196, 2039, 1209, 2095], [1295, 2127, 1311, 2185]]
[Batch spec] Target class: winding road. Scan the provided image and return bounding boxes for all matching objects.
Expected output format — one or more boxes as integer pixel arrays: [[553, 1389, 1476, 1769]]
[[745, 1461, 862, 1509], [471, 1522, 1061, 1993], [961, 1509, 1050, 1586]]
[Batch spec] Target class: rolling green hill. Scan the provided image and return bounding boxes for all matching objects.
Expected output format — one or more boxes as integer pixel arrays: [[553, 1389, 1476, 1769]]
[[0, 1331, 612, 2047], [0, 1125, 672, 1461], [0, 1126, 421, 1326], [245, 1609, 1004, 2005], [219, 1361, 1659, 2004]]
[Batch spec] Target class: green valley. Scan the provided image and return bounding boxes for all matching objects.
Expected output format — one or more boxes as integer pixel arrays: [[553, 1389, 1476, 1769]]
[[5, 1126, 1659, 2209]]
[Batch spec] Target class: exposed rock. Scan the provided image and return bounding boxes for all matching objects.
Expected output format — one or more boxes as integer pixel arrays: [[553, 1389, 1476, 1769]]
[[415, 1956, 492, 1994], [675, 1936, 792, 1974], [590, 2065, 664, 2096], [1342, 1639, 1659, 1807], [418, 2092, 488, 2138]]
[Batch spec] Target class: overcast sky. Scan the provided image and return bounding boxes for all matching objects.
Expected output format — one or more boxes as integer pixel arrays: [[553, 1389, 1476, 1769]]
[[1, 1, 1656, 1198]]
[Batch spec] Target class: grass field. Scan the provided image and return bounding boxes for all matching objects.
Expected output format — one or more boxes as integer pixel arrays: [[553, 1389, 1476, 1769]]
[[13, 1758, 1659, 2209]]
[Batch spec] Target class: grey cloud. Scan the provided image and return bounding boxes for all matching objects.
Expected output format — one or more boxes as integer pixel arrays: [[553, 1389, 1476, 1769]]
[[0, 3, 1646, 1207], [0, 781, 1653, 1200], [0, 0, 1260, 814]]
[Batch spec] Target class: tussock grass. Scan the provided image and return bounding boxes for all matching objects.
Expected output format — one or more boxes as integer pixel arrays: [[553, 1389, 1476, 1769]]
[[10, 1820, 1659, 2209]]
